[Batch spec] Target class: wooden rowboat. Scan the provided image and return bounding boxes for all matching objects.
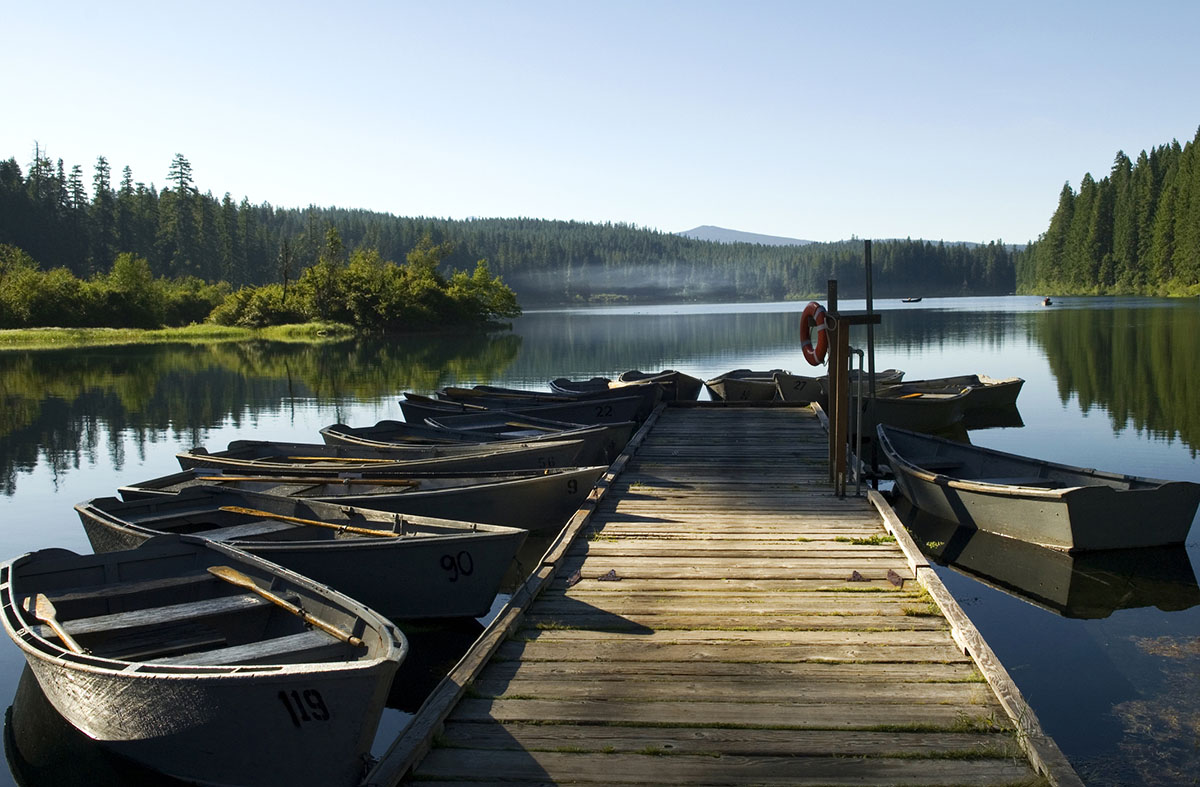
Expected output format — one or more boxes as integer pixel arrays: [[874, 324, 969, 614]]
[[118, 464, 607, 533], [439, 382, 663, 421], [839, 386, 967, 435], [0, 535, 406, 786], [614, 370, 704, 402], [879, 374, 1024, 414], [76, 486, 528, 619], [321, 417, 633, 466], [399, 392, 647, 427], [177, 438, 585, 474], [704, 369, 787, 402], [774, 368, 905, 404], [420, 415, 634, 464], [878, 425, 1200, 551]]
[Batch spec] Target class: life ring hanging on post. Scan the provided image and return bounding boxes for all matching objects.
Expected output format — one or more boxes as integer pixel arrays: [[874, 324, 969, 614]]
[[800, 301, 829, 366]]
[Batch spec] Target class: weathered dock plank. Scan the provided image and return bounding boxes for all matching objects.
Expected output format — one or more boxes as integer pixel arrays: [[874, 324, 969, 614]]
[[366, 405, 1078, 787]]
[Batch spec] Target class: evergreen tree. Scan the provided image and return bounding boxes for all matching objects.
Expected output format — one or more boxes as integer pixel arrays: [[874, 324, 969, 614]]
[[1131, 150, 1157, 289], [1110, 152, 1136, 288], [1151, 162, 1178, 282], [91, 156, 116, 272]]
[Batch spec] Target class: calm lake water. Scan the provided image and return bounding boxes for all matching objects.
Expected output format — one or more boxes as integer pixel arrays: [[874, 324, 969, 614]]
[[1, 295, 1198, 785]]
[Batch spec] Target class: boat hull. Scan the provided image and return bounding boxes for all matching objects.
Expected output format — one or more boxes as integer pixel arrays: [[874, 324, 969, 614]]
[[879, 425, 1200, 551], [23, 652, 391, 787]]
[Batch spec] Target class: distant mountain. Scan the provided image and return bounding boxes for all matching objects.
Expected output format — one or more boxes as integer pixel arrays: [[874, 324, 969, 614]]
[[677, 225, 814, 246]]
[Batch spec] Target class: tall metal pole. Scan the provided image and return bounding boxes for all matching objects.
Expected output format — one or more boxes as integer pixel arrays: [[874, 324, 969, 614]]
[[864, 240, 879, 479], [826, 279, 839, 484]]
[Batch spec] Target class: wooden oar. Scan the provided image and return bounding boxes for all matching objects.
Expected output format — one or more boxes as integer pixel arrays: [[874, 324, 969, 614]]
[[503, 422, 561, 432], [217, 505, 401, 538], [200, 476, 420, 487], [31, 594, 87, 654], [207, 566, 362, 646], [285, 456, 403, 464]]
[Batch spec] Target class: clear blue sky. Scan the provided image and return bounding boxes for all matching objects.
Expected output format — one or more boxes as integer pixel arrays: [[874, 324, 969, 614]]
[[4, 0, 1198, 244]]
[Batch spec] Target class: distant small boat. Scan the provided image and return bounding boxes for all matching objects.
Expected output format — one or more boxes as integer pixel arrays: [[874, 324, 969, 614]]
[[878, 425, 1200, 551], [901, 297, 923, 303], [1042, 297, 1053, 306], [0, 535, 406, 786]]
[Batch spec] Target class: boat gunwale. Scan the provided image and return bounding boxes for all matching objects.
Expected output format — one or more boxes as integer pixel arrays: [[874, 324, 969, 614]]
[[877, 424, 1182, 497], [76, 487, 530, 547]]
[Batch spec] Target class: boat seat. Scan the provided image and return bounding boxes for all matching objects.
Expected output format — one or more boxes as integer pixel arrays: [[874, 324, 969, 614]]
[[146, 629, 346, 667], [105, 623, 228, 662], [45, 592, 282, 637], [191, 520, 298, 540], [972, 476, 1063, 487], [44, 571, 214, 605]]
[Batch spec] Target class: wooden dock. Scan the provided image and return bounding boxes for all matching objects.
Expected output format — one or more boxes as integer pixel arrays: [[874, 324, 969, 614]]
[[365, 404, 1082, 786]]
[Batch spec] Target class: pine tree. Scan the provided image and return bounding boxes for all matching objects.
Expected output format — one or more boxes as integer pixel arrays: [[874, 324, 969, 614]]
[[1110, 152, 1136, 288], [91, 156, 116, 272], [1172, 129, 1199, 284], [160, 154, 197, 275], [1131, 150, 1157, 289]]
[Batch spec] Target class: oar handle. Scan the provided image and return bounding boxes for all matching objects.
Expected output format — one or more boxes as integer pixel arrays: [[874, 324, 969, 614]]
[[207, 566, 362, 646], [218, 506, 401, 538], [32, 594, 87, 654], [286, 456, 400, 464]]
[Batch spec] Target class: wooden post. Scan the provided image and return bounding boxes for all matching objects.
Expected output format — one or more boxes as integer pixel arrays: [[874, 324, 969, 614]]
[[826, 281, 839, 483], [864, 240, 879, 480], [833, 318, 851, 496]]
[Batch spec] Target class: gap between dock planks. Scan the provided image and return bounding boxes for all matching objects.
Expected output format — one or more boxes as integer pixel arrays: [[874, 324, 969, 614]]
[[364, 403, 1080, 787]]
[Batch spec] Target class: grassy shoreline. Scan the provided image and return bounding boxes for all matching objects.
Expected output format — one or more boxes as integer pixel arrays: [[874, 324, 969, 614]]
[[0, 322, 357, 350]]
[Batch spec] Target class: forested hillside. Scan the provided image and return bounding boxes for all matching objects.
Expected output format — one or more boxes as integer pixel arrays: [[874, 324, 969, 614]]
[[1016, 127, 1200, 295], [1, 149, 1017, 305]]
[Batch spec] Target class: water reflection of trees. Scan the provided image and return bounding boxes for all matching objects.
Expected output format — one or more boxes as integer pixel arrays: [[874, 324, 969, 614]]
[[1033, 305, 1200, 455], [0, 335, 521, 493]]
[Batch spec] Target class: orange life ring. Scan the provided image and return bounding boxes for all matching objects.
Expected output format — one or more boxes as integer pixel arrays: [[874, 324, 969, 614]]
[[800, 301, 829, 366]]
